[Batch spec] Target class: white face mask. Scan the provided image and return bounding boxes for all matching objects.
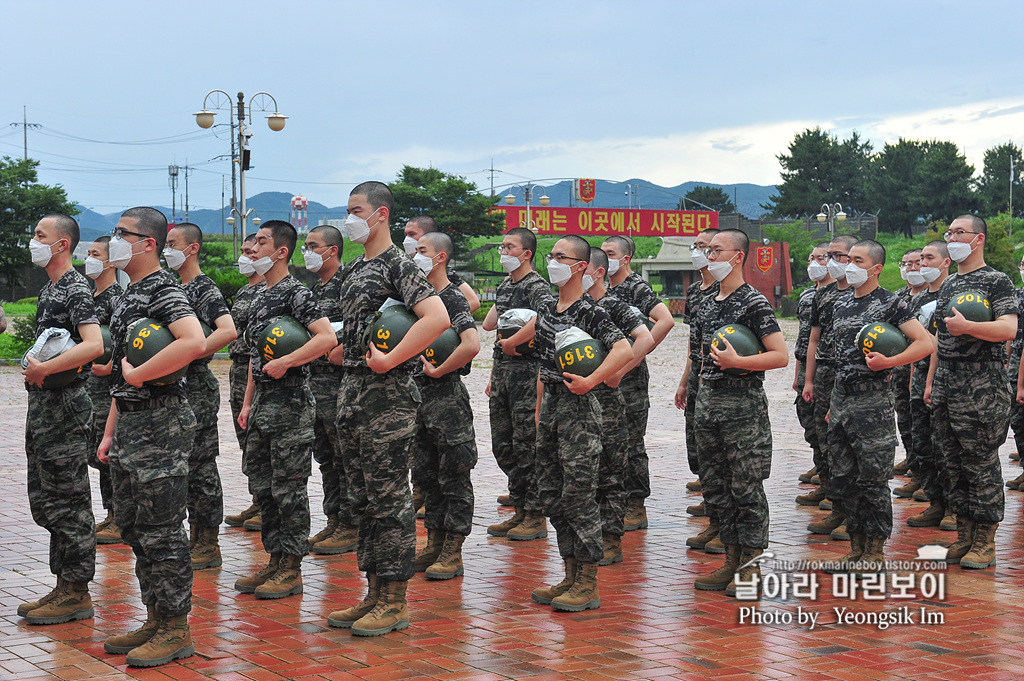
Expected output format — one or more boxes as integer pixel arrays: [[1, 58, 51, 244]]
[[344, 207, 381, 245], [690, 247, 709, 270], [547, 260, 575, 287], [899, 266, 908, 281], [582, 274, 595, 291], [237, 255, 256, 276], [905, 270, 926, 287], [921, 266, 943, 283], [252, 255, 277, 276], [29, 239, 58, 267], [827, 257, 848, 280], [108, 236, 138, 270], [807, 261, 829, 281], [606, 258, 620, 276], [500, 254, 524, 273], [85, 257, 106, 279], [403, 235, 419, 255], [844, 262, 871, 287], [947, 235, 977, 263], [707, 258, 734, 282], [413, 252, 436, 274], [162, 247, 188, 271], [302, 247, 329, 272]]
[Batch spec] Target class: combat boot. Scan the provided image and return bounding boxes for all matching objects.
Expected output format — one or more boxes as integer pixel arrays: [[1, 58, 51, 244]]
[[496, 493, 512, 506], [312, 523, 358, 555], [532, 558, 577, 604], [328, 573, 380, 628], [254, 554, 303, 599], [893, 475, 921, 498], [807, 511, 844, 534], [893, 458, 910, 475], [191, 525, 222, 570], [24, 580, 93, 625], [704, 536, 726, 555], [104, 606, 159, 653], [599, 532, 622, 565], [907, 501, 944, 527], [18, 578, 64, 618], [552, 562, 600, 611], [912, 488, 929, 502], [686, 500, 707, 517], [686, 523, 720, 550], [623, 499, 649, 530], [96, 518, 123, 545], [225, 499, 260, 527], [943, 517, 976, 564], [695, 544, 740, 590], [414, 528, 446, 572], [819, 497, 833, 510], [507, 512, 548, 540], [1011, 450, 1021, 461], [823, 533, 867, 574], [686, 479, 703, 492], [309, 514, 339, 546], [412, 485, 425, 513], [795, 485, 827, 506], [242, 512, 262, 531], [487, 507, 525, 537], [960, 522, 997, 569], [234, 552, 281, 593], [830, 523, 849, 541], [1006, 471, 1024, 490], [851, 536, 886, 574], [939, 512, 957, 532], [799, 465, 818, 484], [726, 547, 763, 597], [125, 614, 194, 667], [352, 579, 410, 636], [425, 533, 466, 580]]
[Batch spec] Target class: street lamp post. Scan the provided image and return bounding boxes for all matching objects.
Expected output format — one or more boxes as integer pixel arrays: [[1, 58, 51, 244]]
[[503, 182, 550, 233], [195, 90, 286, 257], [816, 202, 847, 238]]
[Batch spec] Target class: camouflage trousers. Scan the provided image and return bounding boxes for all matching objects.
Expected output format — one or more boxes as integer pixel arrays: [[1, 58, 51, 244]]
[[85, 374, 113, 509], [185, 365, 223, 528], [488, 359, 540, 511], [26, 386, 96, 583], [246, 379, 314, 557], [684, 366, 701, 475], [110, 396, 195, 618], [694, 380, 771, 549], [828, 382, 896, 539], [890, 362, 913, 453], [910, 367, 946, 506], [1008, 351, 1024, 451], [931, 362, 1008, 523], [619, 361, 651, 501], [812, 362, 842, 512], [228, 356, 254, 496], [794, 361, 820, 467], [337, 370, 418, 582], [593, 386, 628, 536], [535, 383, 603, 563], [412, 376, 477, 537], [309, 366, 354, 525]]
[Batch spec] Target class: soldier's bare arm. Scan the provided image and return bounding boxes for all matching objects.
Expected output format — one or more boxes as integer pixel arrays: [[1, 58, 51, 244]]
[[648, 302, 674, 347], [459, 282, 481, 313], [205, 312, 237, 357]]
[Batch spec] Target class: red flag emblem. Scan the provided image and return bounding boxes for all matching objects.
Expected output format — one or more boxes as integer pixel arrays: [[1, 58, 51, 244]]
[[756, 245, 773, 273], [578, 179, 596, 204]]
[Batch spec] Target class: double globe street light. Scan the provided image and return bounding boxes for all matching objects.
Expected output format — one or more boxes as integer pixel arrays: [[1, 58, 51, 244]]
[[504, 183, 550, 233], [817, 202, 847, 237]]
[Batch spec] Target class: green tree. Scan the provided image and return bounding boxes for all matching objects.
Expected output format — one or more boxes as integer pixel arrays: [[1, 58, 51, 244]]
[[197, 239, 247, 305], [761, 219, 816, 284], [982, 212, 1018, 278], [913, 140, 978, 224], [0, 157, 78, 298], [978, 142, 1024, 218], [390, 165, 504, 254], [678, 185, 735, 212], [870, 139, 926, 237]]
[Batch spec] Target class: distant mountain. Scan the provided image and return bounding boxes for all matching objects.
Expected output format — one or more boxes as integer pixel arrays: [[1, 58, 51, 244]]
[[76, 207, 117, 242]]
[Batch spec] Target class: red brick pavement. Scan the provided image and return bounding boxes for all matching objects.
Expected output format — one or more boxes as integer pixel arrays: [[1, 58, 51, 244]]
[[2, 321, 1024, 680]]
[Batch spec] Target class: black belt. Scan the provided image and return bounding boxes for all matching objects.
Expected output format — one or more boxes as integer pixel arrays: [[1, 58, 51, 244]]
[[116, 395, 181, 413], [256, 374, 307, 388], [835, 380, 887, 395], [937, 359, 1004, 370], [310, 363, 345, 375], [701, 377, 760, 389]]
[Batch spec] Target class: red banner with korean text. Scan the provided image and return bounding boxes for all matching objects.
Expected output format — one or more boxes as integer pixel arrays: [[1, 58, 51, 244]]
[[493, 207, 718, 237]]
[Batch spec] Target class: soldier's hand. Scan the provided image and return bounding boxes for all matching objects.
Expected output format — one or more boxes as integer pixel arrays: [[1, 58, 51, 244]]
[[91, 361, 112, 377], [605, 373, 622, 389], [924, 382, 932, 406], [710, 337, 741, 371], [802, 384, 814, 403], [238, 404, 250, 430], [563, 372, 592, 395], [22, 355, 47, 388], [944, 307, 971, 337], [97, 435, 112, 464], [366, 344, 392, 374], [485, 377, 492, 397], [864, 351, 891, 372], [420, 355, 442, 378], [499, 337, 521, 357], [825, 409, 830, 424], [1016, 385, 1024, 405], [328, 344, 345, 366], [675, 380, 687, 409], [792, 375, 799, 392], [121, 358, 144, 387], [263, 357, 289, 379]]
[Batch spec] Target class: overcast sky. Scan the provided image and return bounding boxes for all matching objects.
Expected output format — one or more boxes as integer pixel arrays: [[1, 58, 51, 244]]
[[2, 0, 1022, 215]]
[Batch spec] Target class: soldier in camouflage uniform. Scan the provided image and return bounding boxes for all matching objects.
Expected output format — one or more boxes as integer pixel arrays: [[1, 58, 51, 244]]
[[410, 232, 480, 579], [691, 229, 788, 597], [164, 224, 237, 569], [483, 227, 553, 540], [1006, 253, 1024, 485], [235, 221, 336, 600], [301, 225, 357, 555], [890, 248, 926, 473], [326, 182, 449, 637], [822, 240, 930, 575], [530, 235, 632, 612], [225, 234, 265, 528], [19, 214, 103, 625], [928, 215, 1017, 569], [404, 215, 481, 312], [98, 207, 206, 666], [585, 247, 653, 565], [603, 235, 675, 531], [83, 235, 125, 544]]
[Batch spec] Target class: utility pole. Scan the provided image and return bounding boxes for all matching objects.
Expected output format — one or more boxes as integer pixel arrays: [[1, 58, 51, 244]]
[[184, 162, 191, 222], [230, 116, 238, 254], [168, 165, 180, 222], [221, 176, 226, 241]]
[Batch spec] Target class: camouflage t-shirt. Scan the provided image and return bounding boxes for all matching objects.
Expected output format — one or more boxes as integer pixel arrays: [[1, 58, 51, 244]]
[[910, 287, 941, 372], [610, 271, 661, 316], [109, 269, 196, 401], [832, 287, 915, 385], [685, 280, 715, 362], [337, 244, 436, 369], [228, 281, 263, 358], [588, 291, 646, 340], [935, 266, 1017, 363], [693, 282, 781, 383], [30, 268, 99, 391], [182, 273, 230, 368], [795, 285, 818, 362], [492, 270, 552, 362], [417, 283, 476, 379], [94, 282, 124, 326], [310, 267, 346, 369], [1012, 286, 1024, 356], [809, 281, 854, 363], [536, 294, 626, 384], [247, 274, 325, 384]]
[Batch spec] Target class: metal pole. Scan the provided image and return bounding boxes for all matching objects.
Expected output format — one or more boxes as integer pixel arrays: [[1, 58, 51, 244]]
[[22, 106, 27, 161], [184, 162, 190, 222], [230, 116, 238, 258], [221, 176, 226, 241], [237, 92, 247, 247]]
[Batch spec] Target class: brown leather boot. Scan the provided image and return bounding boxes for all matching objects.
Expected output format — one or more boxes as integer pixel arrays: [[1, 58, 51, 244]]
[[686, 479, 703, 492], [225, 499, 260, 527], [104, 606, 158, 654], [96, 517, 123, 545], [312, 523, 358, 555], [191, 525, 222, 570], [939, 512, 957, 532], [532, 558, 578, 604], [352, 579, 410, 636], [1007, 471, 1024, 490], [24, 580, 93, 625], [234, 553, 281, 593], [507, 512, 548, 540], [807, 511, 844, 534], [18, 578, 64, 618], [726, 547, 763, 597], [425, 533, 466, 580], [894, 475, 921, 498], [830, 523, 850, 541], [309, 514, 339, 546], [943, 517, 976, 564], [686, 501, 707, 517], [686, 523, 720, 550], [695, 544, 740, 590], [599, 532, 623, 566], [907, 501, 944, 527], [496, 493, 513, 506], [960, 522, 997, 569], [704, 536, 726, 555], [328, 573, 380, 628], [796, 473, 828, 505], [851, 536, 886, 574], [414, 529, 446, 572], [912, 488, 929, 502], [893, 458, 910, 475], [487, 507, 525, 537], [623, 499, 649, 530], [799, 466, 818, 484], [254, 554, 303, 599], [552, 562, 600, 611], [824, 533, 867, 574], [242, 512, 262, 531], [126, 614, 194, 667]]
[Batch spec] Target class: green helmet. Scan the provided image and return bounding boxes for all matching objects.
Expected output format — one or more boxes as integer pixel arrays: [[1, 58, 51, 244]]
[[98, 325, 113, 365], [945, 290, 993, 323], [495, 326, 537, 355], [856, 322, 908, 357], [258, 316, 312, 363], [198, 320, 215, 359], [125, 318, 187, 386], [21, 327, 84, 389], [423, 326, 461, 368], [710, 323, 765, 376], [363, 305, 418, 355], [555, 327, 607, 377]]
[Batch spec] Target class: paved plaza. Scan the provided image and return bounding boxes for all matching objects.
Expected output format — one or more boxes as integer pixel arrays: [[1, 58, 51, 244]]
[[1, 320, 1023, 681]]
